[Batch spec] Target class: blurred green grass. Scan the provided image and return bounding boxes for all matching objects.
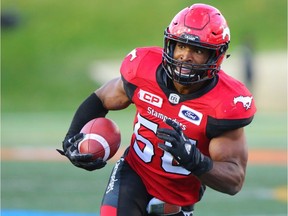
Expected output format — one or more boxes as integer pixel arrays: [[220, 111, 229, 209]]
[[2, 0, 287, 112], [1, 162, 287, 215]]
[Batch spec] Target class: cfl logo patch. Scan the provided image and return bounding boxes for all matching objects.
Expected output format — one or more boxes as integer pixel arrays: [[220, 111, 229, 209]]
[[168, 93, 180, 104]]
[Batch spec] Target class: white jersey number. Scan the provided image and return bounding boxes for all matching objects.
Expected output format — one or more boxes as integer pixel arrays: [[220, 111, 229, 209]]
[[133, 113, 191, 175]]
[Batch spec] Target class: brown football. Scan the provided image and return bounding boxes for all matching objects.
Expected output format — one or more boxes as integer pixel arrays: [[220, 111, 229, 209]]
[[78, 117, 121, 161]]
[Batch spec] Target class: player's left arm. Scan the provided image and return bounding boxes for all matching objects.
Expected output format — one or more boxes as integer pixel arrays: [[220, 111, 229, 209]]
[[198, 127, 248, 195]]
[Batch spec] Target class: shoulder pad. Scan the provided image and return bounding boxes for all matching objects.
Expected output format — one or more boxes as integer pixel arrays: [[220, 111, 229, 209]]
[[120, 47, 162, 84]]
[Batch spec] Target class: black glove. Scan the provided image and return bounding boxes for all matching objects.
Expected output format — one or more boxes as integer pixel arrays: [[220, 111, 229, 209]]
[[156, 119, 212, 176], [56, 133, 106, 171]]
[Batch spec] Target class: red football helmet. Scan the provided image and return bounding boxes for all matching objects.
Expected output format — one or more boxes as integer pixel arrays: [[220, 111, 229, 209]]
[[162, 4, 230, 85]]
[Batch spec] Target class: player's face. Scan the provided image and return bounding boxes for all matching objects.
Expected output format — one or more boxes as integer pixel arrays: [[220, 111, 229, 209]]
[[173, 42, 211, 74]]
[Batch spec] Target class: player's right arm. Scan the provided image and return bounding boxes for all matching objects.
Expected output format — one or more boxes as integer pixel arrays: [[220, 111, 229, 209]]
[[57, 77, 131, 171], [58, 47, 143, 170], [95, 77, 131, 110]]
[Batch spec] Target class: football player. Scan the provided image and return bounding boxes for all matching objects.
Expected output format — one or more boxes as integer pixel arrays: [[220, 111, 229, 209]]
[[58, 3, 256, 216]]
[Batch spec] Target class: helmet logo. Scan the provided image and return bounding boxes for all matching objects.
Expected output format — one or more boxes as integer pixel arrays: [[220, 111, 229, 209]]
[[181, 33, 200, 41], [222, 27, 230, 40]]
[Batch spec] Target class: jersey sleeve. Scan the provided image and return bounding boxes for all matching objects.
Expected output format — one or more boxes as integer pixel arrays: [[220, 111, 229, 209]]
[[206, 71, 257, 138], [206, 115, 255, 138], [120, 48, 144, 100]]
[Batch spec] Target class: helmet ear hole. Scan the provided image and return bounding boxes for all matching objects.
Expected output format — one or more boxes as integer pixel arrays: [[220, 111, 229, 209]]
[[220, 44, 229, 53]]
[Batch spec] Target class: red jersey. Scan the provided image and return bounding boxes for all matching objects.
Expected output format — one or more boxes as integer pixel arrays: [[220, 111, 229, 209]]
[[120, 47, 256, 206]]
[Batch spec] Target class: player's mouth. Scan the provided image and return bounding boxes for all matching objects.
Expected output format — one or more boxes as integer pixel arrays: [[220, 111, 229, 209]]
[[175, 67, 194, 77]]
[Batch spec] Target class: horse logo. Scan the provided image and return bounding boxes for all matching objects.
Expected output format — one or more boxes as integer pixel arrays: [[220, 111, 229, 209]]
[[233, 96, 253, 110]]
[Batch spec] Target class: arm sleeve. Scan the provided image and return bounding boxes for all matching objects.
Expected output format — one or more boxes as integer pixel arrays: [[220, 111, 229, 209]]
[[64, 93, 108, 141]]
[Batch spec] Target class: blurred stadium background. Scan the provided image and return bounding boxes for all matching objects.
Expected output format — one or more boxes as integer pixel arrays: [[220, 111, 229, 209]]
[[1, 0, 287, 215]]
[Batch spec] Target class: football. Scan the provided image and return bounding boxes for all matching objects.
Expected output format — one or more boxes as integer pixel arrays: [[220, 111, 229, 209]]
[[78, 117, 121, 161]]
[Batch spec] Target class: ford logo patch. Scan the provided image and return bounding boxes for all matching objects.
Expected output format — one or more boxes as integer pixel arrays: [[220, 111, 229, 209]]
[[182, 110, 199, 121]]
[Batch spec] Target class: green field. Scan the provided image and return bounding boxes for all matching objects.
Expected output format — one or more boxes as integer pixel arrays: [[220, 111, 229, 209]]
[[1, 162, 286, 215]]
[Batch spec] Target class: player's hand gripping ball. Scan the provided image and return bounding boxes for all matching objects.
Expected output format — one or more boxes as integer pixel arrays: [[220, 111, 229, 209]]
[[78, 117, 121, 161]]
